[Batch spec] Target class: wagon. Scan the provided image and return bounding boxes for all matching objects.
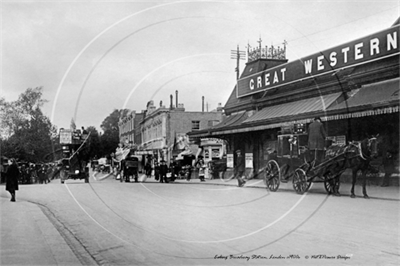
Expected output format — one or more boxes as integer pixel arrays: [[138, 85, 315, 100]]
[[263, 127, 346, 195]]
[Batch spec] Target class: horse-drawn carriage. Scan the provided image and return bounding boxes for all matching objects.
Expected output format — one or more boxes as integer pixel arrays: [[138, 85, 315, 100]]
[[123, 155, 139, 182], [58, 128, 90, 184], [263, 124, 379, 197]]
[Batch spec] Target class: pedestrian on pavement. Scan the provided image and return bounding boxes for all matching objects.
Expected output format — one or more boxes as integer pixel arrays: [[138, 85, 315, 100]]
[[308, 117, 326, 166], [159, 160, 168, 183], [381, 149, 396, 187], [195, 157, 206, 182], [154, 161, 160, 181], [234, 150, 246, 187], [144, 161, 152, 179], [0, 158, 7, 184], [185, 164, 192, 181], [5, 158, 19, 202]]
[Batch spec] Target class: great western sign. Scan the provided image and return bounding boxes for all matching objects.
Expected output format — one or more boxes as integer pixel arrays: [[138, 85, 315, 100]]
[[237, 26, 400, 98]]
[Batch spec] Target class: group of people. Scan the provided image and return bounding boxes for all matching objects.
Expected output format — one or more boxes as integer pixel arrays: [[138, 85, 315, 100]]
[[18, 163, 57, 184], [143, 155, 246, 185], [129, 156, 209, 183], [144, 159, 191, 183], [1, 160, 58, 186]]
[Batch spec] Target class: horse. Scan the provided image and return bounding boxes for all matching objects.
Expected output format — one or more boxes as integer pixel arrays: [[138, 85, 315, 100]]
[[313, 135, 379, 198], [343, 135, 380, 198]]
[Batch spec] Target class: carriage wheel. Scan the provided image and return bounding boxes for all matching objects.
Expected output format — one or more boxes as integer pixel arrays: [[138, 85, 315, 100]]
[[264, 160, 281, 192], [292, 169, 310, 194], [324, 177, 340, 194], [324, 171, 341, 194]]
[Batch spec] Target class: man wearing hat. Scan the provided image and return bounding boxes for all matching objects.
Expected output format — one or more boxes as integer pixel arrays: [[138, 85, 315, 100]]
[[308, 117, 326, 166], [235, 150, 246, 187]]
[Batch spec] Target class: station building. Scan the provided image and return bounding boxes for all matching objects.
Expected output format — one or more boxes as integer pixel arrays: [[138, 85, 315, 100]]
[[189, 20, 400, 179]]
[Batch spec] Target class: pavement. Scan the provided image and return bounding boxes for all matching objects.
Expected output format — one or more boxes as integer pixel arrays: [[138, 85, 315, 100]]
[[1, 175, 398, 266], [0, 196, 83, 266], [171, 176, 400, 201]]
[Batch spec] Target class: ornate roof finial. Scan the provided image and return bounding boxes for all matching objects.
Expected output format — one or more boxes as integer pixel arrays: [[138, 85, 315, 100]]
[[257, 36, 262, 50]]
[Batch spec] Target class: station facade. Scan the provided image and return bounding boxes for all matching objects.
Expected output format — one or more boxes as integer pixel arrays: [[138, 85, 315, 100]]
[[189, 21, 400, 179]]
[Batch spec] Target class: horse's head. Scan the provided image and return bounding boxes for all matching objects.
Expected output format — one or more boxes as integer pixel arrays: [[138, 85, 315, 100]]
[[354, 135, 380, 160], [367, 134, 379, 159]]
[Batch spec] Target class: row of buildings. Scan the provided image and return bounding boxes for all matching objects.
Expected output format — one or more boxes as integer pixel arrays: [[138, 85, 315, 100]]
[[118, 92, 225, 164], [120, 18, 399, 178]]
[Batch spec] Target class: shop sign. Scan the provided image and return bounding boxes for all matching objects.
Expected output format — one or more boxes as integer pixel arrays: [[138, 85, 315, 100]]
[[237, 26, 399, 98], [200, 138, 224, 146], [326, 135, 346, 146], [227, 154, 234, 168], [245, 153, 253, 168]]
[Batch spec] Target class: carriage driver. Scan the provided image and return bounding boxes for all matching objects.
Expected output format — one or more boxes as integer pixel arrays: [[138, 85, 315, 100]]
[[308, 117, 327, 166]]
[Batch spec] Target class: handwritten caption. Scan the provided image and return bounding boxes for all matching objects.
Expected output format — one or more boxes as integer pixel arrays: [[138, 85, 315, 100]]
[[214, 254, 353, 261]]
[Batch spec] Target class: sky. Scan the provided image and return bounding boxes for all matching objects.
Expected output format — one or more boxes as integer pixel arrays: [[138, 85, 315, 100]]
[[1, 0, 399, 131]]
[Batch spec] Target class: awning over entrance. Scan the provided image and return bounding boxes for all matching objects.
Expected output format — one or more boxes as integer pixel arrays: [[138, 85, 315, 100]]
[[189, 93, 342, 137], [243, 92, 342, 124], [326, 78, 399, 120]]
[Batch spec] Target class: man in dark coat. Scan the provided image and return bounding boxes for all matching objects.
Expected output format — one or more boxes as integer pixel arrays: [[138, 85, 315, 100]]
[[159, 160, 168, 183], [234, 150, 246, 187], [6, 158, 19, 202], [308, 117, 326, 166], [144, 161, 152, 179], [154, 162, 160, 181], [381, 149, 396, 187]]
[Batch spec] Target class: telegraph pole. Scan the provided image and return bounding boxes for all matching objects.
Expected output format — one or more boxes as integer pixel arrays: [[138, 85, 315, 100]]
[[231, 45, 246, 80]]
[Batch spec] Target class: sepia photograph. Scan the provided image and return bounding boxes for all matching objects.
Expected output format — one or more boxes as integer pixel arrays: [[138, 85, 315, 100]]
[[1, 0, 399, 265]]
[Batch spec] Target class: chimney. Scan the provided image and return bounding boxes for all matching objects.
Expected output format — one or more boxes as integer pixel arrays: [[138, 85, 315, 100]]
[[202, 96, 205, 112], [160, 100, 163, 107], [170, 94, 173, 109], [175, 90, 178, 108]]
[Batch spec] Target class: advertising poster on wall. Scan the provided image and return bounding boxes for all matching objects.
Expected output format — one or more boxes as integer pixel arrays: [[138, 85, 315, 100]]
[[227, 154, 234, 168], [245, 153, 253, 168]]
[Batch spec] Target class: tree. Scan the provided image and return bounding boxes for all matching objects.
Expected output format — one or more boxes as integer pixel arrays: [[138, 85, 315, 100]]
[[85, 126, 102, 159], [99, 109, 128, 156], [0, 87, 57, 162]]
